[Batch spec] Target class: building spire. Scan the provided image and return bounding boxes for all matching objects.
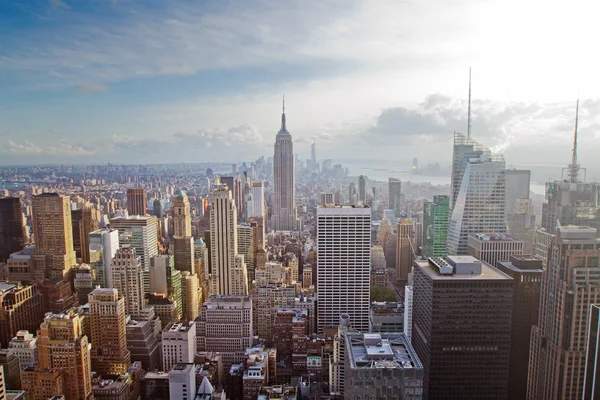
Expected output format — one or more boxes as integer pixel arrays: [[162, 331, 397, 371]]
[[467, 67, 472, 138], [280, 94, 287, 132], [567, 98, 580, 183]]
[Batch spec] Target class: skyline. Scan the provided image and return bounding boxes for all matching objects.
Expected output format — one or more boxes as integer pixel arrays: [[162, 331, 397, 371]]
[[2, 0, 600, 168]]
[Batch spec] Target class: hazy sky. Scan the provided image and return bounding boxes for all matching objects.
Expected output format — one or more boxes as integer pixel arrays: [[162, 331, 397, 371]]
[[2, 0, 600, 171]]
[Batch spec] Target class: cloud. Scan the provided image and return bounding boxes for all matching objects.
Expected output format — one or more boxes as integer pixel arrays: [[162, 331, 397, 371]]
[[6, 140, 92, 156], [76, 83, 108, 94], [49, 0, 69, 9]]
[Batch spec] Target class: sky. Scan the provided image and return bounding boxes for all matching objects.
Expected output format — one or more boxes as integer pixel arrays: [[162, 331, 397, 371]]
[[2, 0, 600, 172]]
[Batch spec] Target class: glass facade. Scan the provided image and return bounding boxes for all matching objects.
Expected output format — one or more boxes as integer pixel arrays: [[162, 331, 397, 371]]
[[422, 195, 450, 258]]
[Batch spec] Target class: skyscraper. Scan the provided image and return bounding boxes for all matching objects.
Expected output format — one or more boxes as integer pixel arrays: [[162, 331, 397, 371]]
[[317, 205, 371, 333], [173, 191, 195, 273], [507, 198, 536, 254], [388, 178, 402, 215], [88, 288, 131, 375], [450, 132, 491, 210], [348, 183, 357, 205], [88, 228, 119, 288], [467, 232, 523, 267], [78, 207, 99, 264], [210, 187, 248, 296], [505, 169, 531, 214], [422, 195, 450, 258], [180, 271, 199, 322], [31, 193, 76, 280], [358, 175, 366, 204], [0, 197, 24, 262], [447, 154, 507, 255], [126, 188, 146, 216], [412, 256, 513, 399], [247, 181, 265, 219], [395, 219, 413, 287], [272, 100, 297, 231], [111, 247, 145, 317], [311, 142, 317, 170], [528, 225, 600, 400], [584, 304, 600, 400]]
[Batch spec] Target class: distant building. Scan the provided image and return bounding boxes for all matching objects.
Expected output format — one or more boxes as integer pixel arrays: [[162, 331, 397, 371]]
[[0, 283, 44, 348], [412, 256, 513, 399], [111, 248, 145, 317], [0, 197, 24, 263], [344, 333, 423, 400], [507, 198, 536, 254], [505, 169, 531, 215], [422, 195, 450, 259], [358, 176, 366, 204], [126, 188, 146, 216], [467, 233, 523, 267], [396, 219, 413, 287], [388, 178, 402, 215], [88, 228, 119, 288]]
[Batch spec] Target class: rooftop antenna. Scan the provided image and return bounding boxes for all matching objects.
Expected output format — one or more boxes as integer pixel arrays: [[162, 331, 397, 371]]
[[467, 67, 472, 138], [563, 98, 586, 182]]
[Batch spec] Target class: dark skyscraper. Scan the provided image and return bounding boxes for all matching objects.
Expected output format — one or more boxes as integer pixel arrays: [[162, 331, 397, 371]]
[[0, 197, 24, 262], [126, 188, 147, 216], [153, 198, 164, 218], [496, 255, 543, 400], [584, 304, 600, 400], [358, 175, 366, 203], [388, 178, 401, 215], [412, 256, 513, 400]]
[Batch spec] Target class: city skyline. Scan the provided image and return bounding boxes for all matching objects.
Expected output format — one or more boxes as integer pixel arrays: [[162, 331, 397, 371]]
[[2, 1, 600, 169]]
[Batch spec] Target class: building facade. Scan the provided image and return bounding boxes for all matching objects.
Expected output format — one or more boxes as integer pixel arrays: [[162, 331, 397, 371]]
[[467, 232, 523, 267], [110, 247, 145, 317], [0, 197, 24, 263], [126, 188, 146, 216], [422, 195, 450, 259]]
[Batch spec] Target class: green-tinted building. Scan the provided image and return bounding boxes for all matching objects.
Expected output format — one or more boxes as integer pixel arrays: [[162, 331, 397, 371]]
[[422, 195, 450, 258]]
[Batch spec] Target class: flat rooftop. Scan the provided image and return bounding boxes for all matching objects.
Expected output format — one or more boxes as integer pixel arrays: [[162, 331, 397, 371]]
[[471, 232, 520, 242], [416, 258, 512, 281], [346, 333, 422, 370]]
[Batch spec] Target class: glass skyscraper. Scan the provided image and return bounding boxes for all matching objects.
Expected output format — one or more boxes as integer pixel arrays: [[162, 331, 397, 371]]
[[422, 195, 450, 258]]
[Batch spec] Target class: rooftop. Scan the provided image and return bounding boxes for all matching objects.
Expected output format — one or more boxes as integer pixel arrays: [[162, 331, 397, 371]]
[[471, 233, 520, 242], [497, 255, 544, 273], [346, 333, 422, 370], [417, 258, 512, 281]]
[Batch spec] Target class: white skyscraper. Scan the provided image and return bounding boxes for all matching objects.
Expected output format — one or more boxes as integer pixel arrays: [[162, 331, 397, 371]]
[[272, 100, 297, 231], [89, 228, 119, 287], [447, 154, 507, 255], [111, 247, 145, 317], [404, 285, 413, 343], [317, 205, 371, 333], [210, 187, 248, 296], [247, 181, 265, 219]]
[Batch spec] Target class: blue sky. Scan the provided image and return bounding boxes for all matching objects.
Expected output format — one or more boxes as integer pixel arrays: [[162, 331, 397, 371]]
[[2, 0, 600, 169]]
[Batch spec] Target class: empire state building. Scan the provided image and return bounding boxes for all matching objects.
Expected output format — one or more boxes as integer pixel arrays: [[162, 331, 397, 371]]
[[272, 99, 297, 231]]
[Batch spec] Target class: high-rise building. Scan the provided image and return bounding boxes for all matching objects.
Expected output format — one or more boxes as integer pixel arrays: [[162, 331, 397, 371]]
[[181, 272, 199, 322], [358, 175, 366, 204], [0, 197, 24, 263], [467, 233, 523, 267], [247, 181, 265, 219], [584, 304, 600, 400], [422, 195, 450, 259], [495, 255, 543, 400], [0, 283, 45, 348], [88, 228, 119, 288], [109, 215, 158, 275], [110, 247, 145, 317], [252, 284, 295, 341], [507, 198, 536, 254], [149, 255, 182, 318], [168, 363, 196, 400], [125, 315, 161, 372], [528, 225, 600, 400], [317, 205, 371, 333], [196, 295, 253, 370], [311, 142, 317, 170], [237, 224, 255, 276], [153, 199, 164, 218], [0, 349, 21, 390], [412, 256, 513, 400], [388, 178, 402, 215], [210, 187, 248, 296], [272, 100, 298, 231], [21, 368, 64, 400], [8, 330, 37, 370], [505, 169, 531, 215], [72, 207, 99, 264], [404, 286, 413, 343], [348, 183, 357, 206], [35, 309, 93, 400], [447, 154, 507, 255], [450, 132, 491, 210], [344, 333, 423, 399], [162, 322, 196, 371], [88, 288, 131, 375], [126, 188, 146, 216], [395, 219, 413, 287], [173, 191, 195, 273], [31, 193, 77, 280]]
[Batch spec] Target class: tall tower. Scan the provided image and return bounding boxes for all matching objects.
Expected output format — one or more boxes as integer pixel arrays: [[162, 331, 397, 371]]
[[272, 99, 297, 231], [0, 197, 24, 262], [173, 191, 195, 273], [111, 247, 145, 317], [88, 287, 131, 375], [447, 154, 507, 255], [450, 132, 491, 211], [36, 309, 93, 400], [358, 175, 366, 203], [317, 205, 371, 333], [210, 187, 248, 296], [180, 271, 200, 322], [388, 178, 402, 215], [528, 225, 600, 400], [311, 142, 317, 170], [32, 193, 77, 280], [422, 195, 450, 258], [395, 219, 413, 287], [126, 188, 146, 216], [88, 228, 119, 288]]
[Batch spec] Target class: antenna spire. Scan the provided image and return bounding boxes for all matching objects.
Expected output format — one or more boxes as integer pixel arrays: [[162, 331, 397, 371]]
[[467, 67, 472, 138], [279, 94, 287, 133], [568, 99, 580, 182]]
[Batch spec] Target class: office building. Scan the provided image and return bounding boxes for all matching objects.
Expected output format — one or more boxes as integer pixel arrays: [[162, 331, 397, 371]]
[[21, 368, 64, 400], [344, 333, 423, 400], [272, 101, 298, 231], [88, 288, 131, 375], [6, 246, 36, 283], [0, 283, 45, 348], [8, 331, 37, 369], [31, 193, 77, 280], [89, 228, 119, 288], [153, 199, 164, 218], [35, 309, 93, 400], [109, 215, 158, 281], [247, 181, 265, 219], [505, 169, 531, 215], [447, 154, 507, 255], [125, 316, 161, 372], [73, 264, 94, 305], [149, 255, 182, 318], [528, 225, 600, 400], [196, 295, 253, 370], [0, 197, 24, 262], [396, 219, 413, 287], [369, 301, 403, 333], [147, 295, 179, 329], [181, 272, 200, 322], [126, 188, 146, 216], [358, 175, 366, 204], [173, 191, 195, 273], [584, 304, 600, 400], [317, 205, 371, 333], [348, 183, 357, 205], [110, 248, 145, 317], [404, 286, 413, 343], [422, 195, 450, 258], [253, 284, 295, 341], [467, 233, 523, 267], [311, 142, 317, 169], [450, 132, 491, 210], [210, 187, 248, 296], [0, 350, 20, 390], [330, 314, 354, 394], [496, 255, 543, 399], [412, 256, 513, 399], [169, 363, 196, 400], [237, 224, 255, 276], [388, 178, 402, 215], [162, 322, 196, 371], [507, 198, 536, 254], [72, 207, 99, 264], [242, 348, 269, 400]]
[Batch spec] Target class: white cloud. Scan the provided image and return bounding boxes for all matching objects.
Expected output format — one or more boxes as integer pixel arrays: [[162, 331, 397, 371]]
[[77, 83, 108, 94]]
